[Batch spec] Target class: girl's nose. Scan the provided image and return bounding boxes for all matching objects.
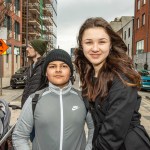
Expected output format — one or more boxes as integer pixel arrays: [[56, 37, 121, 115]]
[[92, 43, 99, 52]]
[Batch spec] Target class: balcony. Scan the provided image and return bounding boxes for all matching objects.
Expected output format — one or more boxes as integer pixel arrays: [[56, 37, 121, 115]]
[[29, 3, 40, 14], [43, 0, 52, 5], [28, 16, 40, 26], [41, 16, 52, 26], [43, 7, 52, 17], [29, 0, 40, 3]]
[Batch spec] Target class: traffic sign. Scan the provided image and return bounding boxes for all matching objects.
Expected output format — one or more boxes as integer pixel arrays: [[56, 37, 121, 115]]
[[0, 39, 9, 55]]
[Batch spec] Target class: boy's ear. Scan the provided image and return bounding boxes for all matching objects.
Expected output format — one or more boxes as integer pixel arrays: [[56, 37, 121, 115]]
[[46, 72, 47, 77]]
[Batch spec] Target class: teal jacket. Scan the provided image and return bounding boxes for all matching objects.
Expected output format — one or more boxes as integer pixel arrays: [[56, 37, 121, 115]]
[[12, 81, 94, 150]]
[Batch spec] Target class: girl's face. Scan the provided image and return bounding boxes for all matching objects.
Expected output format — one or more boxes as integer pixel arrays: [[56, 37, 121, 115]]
[[82, 27, 111, 72], [46, 61, 71, 88]]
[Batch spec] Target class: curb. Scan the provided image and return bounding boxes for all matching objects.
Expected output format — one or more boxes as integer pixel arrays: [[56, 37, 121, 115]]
[[2, 86, 10, 89]]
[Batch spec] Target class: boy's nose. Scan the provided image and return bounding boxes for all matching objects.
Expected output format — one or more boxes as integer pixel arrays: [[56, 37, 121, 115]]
[[56, 66, 61, 72]]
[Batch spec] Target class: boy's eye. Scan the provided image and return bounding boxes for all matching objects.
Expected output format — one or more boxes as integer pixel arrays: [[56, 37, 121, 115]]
[[62, 65, 68, 68], [49, 65, 55, 68]]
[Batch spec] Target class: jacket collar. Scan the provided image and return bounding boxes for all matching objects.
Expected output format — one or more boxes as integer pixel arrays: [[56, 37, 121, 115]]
[[48, 81, 72, 95]]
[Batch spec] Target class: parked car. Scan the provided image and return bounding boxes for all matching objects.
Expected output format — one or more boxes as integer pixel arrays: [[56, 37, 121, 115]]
[[10, 67, 28, 89], [138, 70, 150, 91]]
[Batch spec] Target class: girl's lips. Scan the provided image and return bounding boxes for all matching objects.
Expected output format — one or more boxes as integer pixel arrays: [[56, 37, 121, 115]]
[[54, 75, 63, 78], [90, 54, 101, 58]]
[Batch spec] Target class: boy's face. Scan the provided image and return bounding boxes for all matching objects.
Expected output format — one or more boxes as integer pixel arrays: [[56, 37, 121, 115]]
[[46, 61, 71, 88]]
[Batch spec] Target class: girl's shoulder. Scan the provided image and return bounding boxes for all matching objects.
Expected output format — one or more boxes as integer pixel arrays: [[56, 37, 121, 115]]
[[111, 74, 131, 91]]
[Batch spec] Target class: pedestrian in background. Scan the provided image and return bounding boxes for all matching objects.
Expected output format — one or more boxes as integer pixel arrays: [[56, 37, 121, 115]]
[[12, 49, 94, 150], [74, 17, 150, 150], [21, 38, 48, 107]]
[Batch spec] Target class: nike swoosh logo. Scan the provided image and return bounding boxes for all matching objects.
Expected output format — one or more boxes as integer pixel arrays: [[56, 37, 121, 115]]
[[72, 106, 80, 111]]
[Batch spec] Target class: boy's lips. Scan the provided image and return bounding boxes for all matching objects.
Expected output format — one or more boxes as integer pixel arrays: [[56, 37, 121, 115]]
[[54, 75, 63, 78]]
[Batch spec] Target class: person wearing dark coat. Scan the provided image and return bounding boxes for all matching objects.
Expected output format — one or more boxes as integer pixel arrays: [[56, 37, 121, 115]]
[[21, 39, 48, 107], [74, 17, 150, 150]]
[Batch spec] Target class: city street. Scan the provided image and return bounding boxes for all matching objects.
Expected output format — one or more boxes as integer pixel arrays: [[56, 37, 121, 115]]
[[0, 75, 150, 136]]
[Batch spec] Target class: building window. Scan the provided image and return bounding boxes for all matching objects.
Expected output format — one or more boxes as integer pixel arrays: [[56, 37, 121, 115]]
[[4, 15, 12, 31], [143, 0, 146, 5], [142, 13, 145, 25], [4, 0, 11, 3], [128, 44, 130, 55], [128, 28, 130, 38], [14, 21, 20, 40], [124, 31, 126, 40], [14, 47, 20, 55], [14, 0, 20, 15], [16, 55, 18, 63], [137, 0, 140, 10], [137, 18, 140, 29], [136, 40, 144, 54]]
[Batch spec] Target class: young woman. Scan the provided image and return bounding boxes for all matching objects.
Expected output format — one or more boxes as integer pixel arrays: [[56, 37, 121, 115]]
[[74, 17, 150, 150], [12, 49, 94, 150]]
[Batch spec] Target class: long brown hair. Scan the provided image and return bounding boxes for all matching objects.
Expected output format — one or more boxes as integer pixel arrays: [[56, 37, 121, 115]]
[[74, 17, 141, 102]]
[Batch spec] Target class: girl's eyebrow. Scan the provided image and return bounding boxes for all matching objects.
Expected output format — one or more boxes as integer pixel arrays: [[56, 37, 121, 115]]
[[84, 38, 109, 41]]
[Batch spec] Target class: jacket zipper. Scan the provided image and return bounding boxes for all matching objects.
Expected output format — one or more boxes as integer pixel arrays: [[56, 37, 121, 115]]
[[59, 89, 63, 150]]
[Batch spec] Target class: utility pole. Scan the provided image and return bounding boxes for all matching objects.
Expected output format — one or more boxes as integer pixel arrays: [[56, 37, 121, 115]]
[[0, 55, 2, 96]]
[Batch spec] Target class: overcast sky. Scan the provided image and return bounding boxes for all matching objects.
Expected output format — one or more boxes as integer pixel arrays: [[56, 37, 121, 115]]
[[57, 0, 134, 54]]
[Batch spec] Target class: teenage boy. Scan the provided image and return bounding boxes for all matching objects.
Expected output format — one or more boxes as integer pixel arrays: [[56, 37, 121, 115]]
[[12, 49, 94, 150]]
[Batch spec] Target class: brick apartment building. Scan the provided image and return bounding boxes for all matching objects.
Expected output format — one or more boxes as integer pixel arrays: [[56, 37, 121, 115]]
[[0, 0, 57, 79], [22, 0, 57, 66], [0, 0, 22, 77], [133, 0, 150, 70]]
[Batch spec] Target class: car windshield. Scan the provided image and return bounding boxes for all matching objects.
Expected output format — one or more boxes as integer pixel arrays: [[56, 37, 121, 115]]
[[16, 68, 27, 74]]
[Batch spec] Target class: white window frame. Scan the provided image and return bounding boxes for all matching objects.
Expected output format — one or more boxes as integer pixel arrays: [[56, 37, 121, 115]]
[[142, 14, 145, 25], [138, 0, 140, 10], [136, 40, 144, 54], [143, 0, 146, 5]]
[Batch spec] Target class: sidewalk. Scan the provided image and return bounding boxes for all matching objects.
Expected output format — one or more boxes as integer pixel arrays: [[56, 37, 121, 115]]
[[0, 88, 23, 102], [0, 88, 23, 125], [1, 77, 10, 88]]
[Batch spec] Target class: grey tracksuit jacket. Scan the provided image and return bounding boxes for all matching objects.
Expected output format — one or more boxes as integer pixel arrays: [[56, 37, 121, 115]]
[[12, 81, 94, 150]]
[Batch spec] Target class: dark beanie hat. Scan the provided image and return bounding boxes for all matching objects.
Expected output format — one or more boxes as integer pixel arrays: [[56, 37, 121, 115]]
[[43, 49, 73, 76], [30, 39, 48, 56]]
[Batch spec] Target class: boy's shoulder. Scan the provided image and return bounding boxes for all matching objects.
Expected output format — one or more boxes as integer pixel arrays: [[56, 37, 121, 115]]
[[30, 87, 49, 99], [71, 88, 82, 100]]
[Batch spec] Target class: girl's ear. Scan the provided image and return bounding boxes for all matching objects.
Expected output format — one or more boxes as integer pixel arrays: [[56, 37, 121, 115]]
[[46, 72, 47, 77]]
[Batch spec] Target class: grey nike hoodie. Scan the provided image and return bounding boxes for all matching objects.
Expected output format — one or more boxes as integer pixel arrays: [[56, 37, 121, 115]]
[[12, 81, 94, 150]]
